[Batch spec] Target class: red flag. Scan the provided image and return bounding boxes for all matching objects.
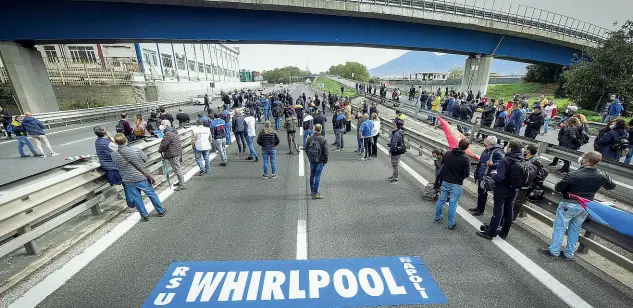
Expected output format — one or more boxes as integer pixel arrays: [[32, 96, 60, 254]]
[[437, 115, 480, 160]]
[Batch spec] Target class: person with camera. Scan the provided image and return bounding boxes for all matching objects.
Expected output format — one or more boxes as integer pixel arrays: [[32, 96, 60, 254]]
[[477, 140, 526, 240], [541, 151, 616, 260], [469, 136, 504, 216]]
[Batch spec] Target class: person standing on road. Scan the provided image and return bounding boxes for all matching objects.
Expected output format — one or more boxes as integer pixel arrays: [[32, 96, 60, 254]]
[[370, 113, 380, 158], [541, 151, 616, 260], [340, 86, 344, 96], [22, 112, 59, 157], [244, 111, 259, 162], [523, 105, 544, 139], [158, 126, 186, 191], [598, 118, 629, 161], [434, 139, 470, 229], [0, 107, 13, 139], [284, 111, 300, 154], [359, 113, 374, 160], [203, 94, 210, 112], [257, 121, 280, 179], [306, 124, 329, 199], [302, 111, 315, 150], [221, 105, 232, 146], [210, 111, 228, 166], [313, 109, 327, 138], [607, 96, 623, 122], [176, 108, 191, 128], [477, 140, 525, 240], [232, 110, 247, 155], [550, 117, 583, 173], [158, 106, 174, 124], [469, 136, 503, 216], [12, 115, 39, 157], [192, 120, 212, 175], [334, 108, 346, 151], [111, 133, 166, 221], [388, 121, 406, 184], [542, 100, 555, 135]]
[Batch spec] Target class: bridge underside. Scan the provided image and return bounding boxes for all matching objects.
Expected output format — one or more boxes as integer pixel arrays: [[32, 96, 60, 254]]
[[2, 0, 582, 66]]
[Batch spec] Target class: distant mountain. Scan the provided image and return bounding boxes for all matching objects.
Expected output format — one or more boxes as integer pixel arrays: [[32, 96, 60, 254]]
[[369, 51, 527, 77]]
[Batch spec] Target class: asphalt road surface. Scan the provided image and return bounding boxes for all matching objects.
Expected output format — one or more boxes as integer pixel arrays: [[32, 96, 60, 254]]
[[8, 85, 631, 308]]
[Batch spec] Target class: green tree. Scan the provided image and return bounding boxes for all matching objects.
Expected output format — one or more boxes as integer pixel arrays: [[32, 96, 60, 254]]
[[262, 66, 309, 84], [563, 20, 633, 112], [448, 67, 464, 80], [523, 64, 563, 83], [327, 62, 370, 82]]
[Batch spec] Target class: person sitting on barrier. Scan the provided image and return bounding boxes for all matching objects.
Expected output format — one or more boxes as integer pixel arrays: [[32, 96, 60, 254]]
[[541, 151, 616, 260], [469, 136, 504, 217], [147, 112, 160, 136], [506, 102, 524, 136], [111, 133, 166, 222], [476, 140, 526, 240]]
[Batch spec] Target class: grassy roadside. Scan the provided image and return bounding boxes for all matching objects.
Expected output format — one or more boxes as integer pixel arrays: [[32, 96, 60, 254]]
[[312, 76, 358, 98]]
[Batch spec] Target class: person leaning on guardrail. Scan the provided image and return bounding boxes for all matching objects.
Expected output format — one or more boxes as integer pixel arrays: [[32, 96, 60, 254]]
[[111, 133, 166, 222], [22, 112, 59, 157], [541, 151, 616, 261], [158, 126, 185, 191]]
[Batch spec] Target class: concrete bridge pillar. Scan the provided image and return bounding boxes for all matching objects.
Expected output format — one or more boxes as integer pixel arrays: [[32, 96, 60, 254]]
[[461, 55, 492, 97], [0, 42, 59, 113]]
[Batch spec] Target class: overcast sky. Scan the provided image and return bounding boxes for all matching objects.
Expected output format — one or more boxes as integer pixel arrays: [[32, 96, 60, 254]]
[[230, 0, 630, 73]]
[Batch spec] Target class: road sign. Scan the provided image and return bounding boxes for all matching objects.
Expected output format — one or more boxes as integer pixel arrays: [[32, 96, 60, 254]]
[[142, 256, 446, 307]]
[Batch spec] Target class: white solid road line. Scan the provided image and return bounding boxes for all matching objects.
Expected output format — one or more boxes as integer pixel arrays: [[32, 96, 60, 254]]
[[299, 126, 303, 136], [298, 149, 305, 177], [58, 136, 95, 147], [8, 142, 228, 308], [387, 147, 593, 308], [376, 143, 429, 186], [296, 220, 307, 260]]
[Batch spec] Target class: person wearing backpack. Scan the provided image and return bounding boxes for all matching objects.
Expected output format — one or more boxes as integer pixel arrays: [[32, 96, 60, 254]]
[[232, 110, 247, 154], [221, 105, 232, 145], [624, 119, 633, 164], [116, 112, 134, 142], [210, 111, 228, 166], [469, 136, 504, 216], [306, 124, 329, 199], [284, 112, 300, 154], [274, 104, 284, 131], [477, 140, 527, 240], [598, 119, 629, 161], [313, 109, 327, 138], [511, 144, 547, 221], [542, 151, 616, 260], [257, 121, 280, 179], [388, 121, 407, 184]]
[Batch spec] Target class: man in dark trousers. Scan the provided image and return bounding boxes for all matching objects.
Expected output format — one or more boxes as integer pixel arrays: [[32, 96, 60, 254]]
[[434, 138, 470, 230], [477, 140, 524, 240], [0, 106, 13, 139], [203, 94, 210, 112]]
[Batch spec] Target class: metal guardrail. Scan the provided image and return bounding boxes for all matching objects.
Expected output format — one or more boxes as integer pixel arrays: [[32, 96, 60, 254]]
[[31, 99, 191, 128], [330, 0, 609, 44], [0, 128, 195, 260], [347, 99, 633, 271]]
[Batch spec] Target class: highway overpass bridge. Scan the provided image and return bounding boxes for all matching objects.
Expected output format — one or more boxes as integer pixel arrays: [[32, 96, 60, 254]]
[[0, 0, 609, 110]]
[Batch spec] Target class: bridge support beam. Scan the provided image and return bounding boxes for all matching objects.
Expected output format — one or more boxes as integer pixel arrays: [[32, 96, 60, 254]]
[[0, 42, 59, 113], [461, 55, 493, 97]]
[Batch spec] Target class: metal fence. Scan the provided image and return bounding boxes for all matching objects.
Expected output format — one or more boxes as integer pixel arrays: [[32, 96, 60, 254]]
[[336, 0, 610, 44], [42, 57, 141, 86]]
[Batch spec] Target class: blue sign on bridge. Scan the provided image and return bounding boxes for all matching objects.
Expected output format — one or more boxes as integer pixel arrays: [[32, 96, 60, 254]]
[[142, 256, 447, 307]]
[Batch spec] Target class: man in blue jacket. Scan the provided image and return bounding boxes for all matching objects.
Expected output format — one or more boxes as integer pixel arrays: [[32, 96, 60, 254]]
[[334, 108, 346, 151], [508, 103, 524, 136], [607, 97, 623, 122], [477, 140, 524, 240], [22, 112, 59, 157], [469, 136, 504, 216]]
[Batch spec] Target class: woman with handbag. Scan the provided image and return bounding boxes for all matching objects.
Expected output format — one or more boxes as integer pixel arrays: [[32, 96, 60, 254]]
[[111, 133, 166, 221]]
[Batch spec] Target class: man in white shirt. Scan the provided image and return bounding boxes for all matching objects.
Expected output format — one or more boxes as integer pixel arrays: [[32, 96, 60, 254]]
[[244, 111, 259, 162], [542, 100, 554, 135], [191, 120, 212, 175]]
